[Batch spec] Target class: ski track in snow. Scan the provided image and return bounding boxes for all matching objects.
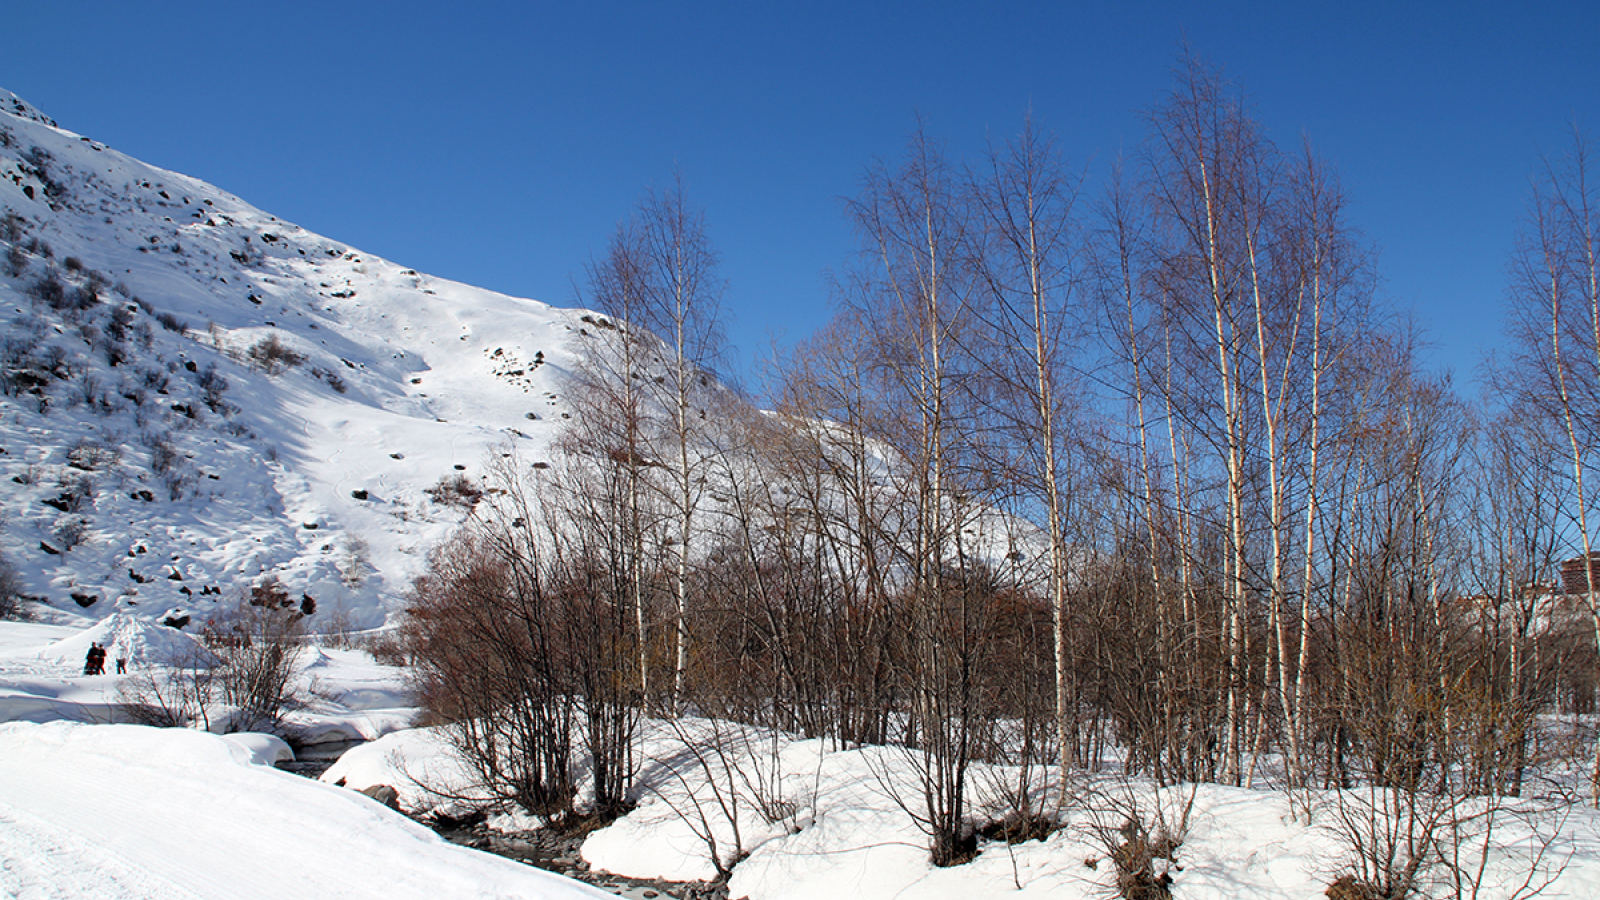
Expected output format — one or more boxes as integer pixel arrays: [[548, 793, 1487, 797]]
[[0, 803, 205, 900]]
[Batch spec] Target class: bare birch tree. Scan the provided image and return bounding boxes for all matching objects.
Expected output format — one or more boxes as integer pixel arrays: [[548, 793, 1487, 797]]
[[629, 174, 728, 713], [968, 116, 1087, 804], [1504, 129, 1600, 801], [845, 124, 993, 866]]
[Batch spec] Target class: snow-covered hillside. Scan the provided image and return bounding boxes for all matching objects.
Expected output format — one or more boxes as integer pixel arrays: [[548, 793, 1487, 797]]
[[0, 87, 607, 630]]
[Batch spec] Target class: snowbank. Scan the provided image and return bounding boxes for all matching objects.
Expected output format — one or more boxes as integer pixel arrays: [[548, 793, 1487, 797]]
[[0, 722, 612, 900], [321, 725, 483, 816], [219, 731, 295, 766]]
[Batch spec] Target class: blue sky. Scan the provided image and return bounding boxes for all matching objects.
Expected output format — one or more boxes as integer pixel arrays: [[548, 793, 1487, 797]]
[[5, 1, 1596, 393]]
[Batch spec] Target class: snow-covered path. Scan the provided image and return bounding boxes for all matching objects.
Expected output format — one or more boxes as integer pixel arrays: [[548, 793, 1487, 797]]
[[0, 722, 609, 900]]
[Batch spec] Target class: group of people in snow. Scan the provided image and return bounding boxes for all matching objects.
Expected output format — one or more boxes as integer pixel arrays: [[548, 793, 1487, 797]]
[[82, 642, 124, 675]]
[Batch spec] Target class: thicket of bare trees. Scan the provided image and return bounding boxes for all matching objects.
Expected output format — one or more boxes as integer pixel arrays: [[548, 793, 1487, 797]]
[[403, 55, 1596, 885]]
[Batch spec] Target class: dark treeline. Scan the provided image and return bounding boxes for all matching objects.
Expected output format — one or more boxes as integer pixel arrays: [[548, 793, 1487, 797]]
[[404, 56, 1600, 874]]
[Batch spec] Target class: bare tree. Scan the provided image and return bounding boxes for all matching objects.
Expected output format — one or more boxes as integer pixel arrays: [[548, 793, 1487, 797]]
[[579, 220, 664, 705], [1502, 128, 1600, 801], [842, 124, 997, 866], [628, 174, 728, 713], [967, 115, 1089, 803]]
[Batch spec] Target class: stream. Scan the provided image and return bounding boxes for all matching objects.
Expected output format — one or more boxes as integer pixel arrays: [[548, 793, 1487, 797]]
[[283, 758, 728, 900]]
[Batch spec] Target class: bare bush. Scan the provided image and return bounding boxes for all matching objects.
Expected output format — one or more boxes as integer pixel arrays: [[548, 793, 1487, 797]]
[[116, 648, 222, 730], [198, 364, 229, 412], [52, 517, 89, 551], [0, 553, 24, 619], [66, 439, 119, 472], [424, 473, 482, 510], [29, 269, 65, 308], [1084, 782, 1195, 900], [143, 430, 180, 475], [52, 471, 94, 512], [155, 311, 188, 334], [4, 244, 25, 277], [406, 530, 577, 818], [245, 332, 306, 375], [201, 594, 309, 734]]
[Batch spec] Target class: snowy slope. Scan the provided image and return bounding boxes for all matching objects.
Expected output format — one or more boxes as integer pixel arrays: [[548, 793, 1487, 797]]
[[0, 88, 603, 630]]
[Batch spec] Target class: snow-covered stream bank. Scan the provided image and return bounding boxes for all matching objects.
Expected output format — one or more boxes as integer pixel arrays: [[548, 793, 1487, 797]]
[[427, 818, 730, 900]]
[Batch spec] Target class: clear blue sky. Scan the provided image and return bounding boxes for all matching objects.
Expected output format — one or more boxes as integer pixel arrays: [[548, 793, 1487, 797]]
[[5, 1, 1596, 393]]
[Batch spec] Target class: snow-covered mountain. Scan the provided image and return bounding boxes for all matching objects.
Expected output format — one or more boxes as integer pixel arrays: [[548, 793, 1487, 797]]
[[0, 88, 600, 631]]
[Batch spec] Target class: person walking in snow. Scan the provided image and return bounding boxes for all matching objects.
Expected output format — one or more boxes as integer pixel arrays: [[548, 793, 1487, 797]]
[[83, 642, 105, 675], [83, 643, 96, 675]]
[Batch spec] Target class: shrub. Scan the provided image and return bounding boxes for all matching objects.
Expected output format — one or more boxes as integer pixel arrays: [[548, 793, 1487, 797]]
[[120, 592, 310, 736], [405, 531, 577, 817], [68, 284, 100, 312], [66, 439, 119, 471], [74, 371, 101, 409], [245, 333, 305, 374], [311, 366, 347, 394], [3, 245, 26, 278], [0, 335, 42, 396], [53, 472, 94, 512], [424, 473, 482, 510], [340, 536, 370, 587], [29, 269, 65, 308], [0, 211, 25, 242], [144, 431, 179, 475], [21, 146, 64, 199], [0, 553, 23, 619], [105, 305, 134, 343], [206, 593, 308, 734], [1109, 816, 1180, 900], [155, 311, 189, 334], [53, 517, 89, 551], [198, 364, 229, 412], [362, 632, 409, 667]]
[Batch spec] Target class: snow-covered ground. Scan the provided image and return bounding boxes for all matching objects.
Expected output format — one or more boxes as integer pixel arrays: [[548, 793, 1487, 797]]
[[0, 720, 612, 900], [332, 715, 1600, 900]]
